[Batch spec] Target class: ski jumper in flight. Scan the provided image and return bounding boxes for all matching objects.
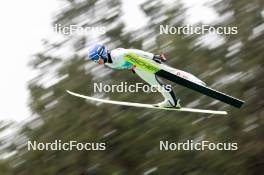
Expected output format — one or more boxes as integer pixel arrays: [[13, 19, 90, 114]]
[[87, 44, 181, 108]]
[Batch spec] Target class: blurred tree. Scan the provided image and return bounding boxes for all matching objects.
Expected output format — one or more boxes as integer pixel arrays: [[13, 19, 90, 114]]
[[1, 0, 263, 174]]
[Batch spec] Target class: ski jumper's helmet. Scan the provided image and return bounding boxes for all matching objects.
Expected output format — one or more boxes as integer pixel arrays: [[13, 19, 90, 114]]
[[88, 44, 107, 62]]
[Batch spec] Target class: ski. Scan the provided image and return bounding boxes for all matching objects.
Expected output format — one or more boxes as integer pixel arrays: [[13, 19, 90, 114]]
[[67, 90, 228, 115]]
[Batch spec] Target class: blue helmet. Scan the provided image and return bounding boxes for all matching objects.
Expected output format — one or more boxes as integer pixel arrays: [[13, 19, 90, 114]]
[[88, 44, 107, 62]]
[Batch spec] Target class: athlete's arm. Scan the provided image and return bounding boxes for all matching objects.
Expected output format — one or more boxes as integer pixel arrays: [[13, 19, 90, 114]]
[[126, 49, 154, 59], [126, 49, 165, 63]]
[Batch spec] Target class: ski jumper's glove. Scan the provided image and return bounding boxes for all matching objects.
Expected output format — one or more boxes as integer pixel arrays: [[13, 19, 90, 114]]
[[131, 65, 136, 74], [153, 53, 166, 63]]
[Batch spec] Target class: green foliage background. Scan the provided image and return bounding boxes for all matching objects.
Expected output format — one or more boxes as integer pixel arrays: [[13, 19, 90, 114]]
[[1, 0, 264, 174]]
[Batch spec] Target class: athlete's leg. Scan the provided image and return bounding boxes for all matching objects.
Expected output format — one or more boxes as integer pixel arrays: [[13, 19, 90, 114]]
[[134, 67, 180, 108]]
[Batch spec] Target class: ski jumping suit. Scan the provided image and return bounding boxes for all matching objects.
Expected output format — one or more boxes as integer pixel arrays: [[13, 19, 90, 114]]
[[105, 48, 178, 106]]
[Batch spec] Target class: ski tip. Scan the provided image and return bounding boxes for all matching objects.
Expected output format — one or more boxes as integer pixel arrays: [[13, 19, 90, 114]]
[[66, 90, 75, 96], [66, 90, 72, 94]]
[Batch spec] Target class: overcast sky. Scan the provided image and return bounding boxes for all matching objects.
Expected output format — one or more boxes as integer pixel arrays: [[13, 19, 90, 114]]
[[0, 0, 59, 122]]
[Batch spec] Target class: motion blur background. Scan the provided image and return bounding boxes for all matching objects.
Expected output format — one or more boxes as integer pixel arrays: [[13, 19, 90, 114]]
[[0, 0, 264, 174]]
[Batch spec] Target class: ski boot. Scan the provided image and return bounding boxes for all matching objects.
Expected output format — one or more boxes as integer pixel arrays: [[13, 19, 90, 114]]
[[154, 99, 181, 109], [153, 53, 166, 63]]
